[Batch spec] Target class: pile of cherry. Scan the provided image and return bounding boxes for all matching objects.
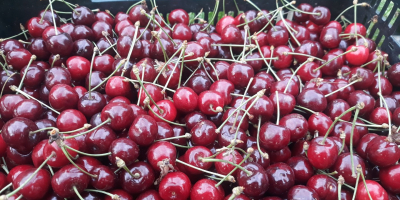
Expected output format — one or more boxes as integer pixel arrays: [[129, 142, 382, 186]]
[[1, 0, 400, 199]]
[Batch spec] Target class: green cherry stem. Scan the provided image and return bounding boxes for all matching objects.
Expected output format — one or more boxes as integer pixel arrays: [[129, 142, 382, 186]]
[[283, 58, 313, 93], [48, 0, 58, 35], [175, 159, 230, 180], [202, 0, 220, 31], [350, 107, 362, 177], [359, 165, 373, 200], [84, 189, 120, 200], [90, 59, 127, 92], [338, 175, 344, 200], [0, 183, 12, 195], [17, 55, 37, 92], [60, 146, 97, 178], [254, 40, 279, 80], [87, 47, 98, 99], [64, 145, 111, 157], [126, 0, 144, 14], [146, 103, 186, 126], [65, 118, 111, 139]]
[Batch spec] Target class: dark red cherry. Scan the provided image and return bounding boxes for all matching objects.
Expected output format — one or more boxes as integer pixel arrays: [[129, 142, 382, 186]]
[[221, 24, 242, 45], [6, 146, 33, 167], [319, 27, 340, 49], [236, 162, 269, 197], [86, 125, 116, 154], [215, 149, 243, 175], [77, 92, 107, 118], [198, 90, 224, 115], [44, 137, 79, 168], [56, 110, 87, 133], [157, 62, 180, 89], [190, 120, 217, 147], [228, 62, 254, 89], [272, 45, 293, 69], [348, 67, 374, 90], [306, 174, 337, 200], [75, 156, 101, 173], [388, 63, 400, 87], [190, 179, 224, 200], [309, 6, 331, 25], [266, 162, 295, 195], [279, 113, 308, 142], [247, 95, 274, 124], [147, 141, 177, 172], [0, 94, 24, 118], [266, 26, 289, 46], [369, 76, 392, 98], [71, 25, 94, 41], [287, 185, 319, 200], [355, 180, 388, 200], [182, 146, 213, 174], [308, 112, 333, 136], [286, 156, 314, 184], [2, 117, 39, 154], [159, 172, 191, 200], [45, 33, 74, 57], [129, 114, 157, 146], [101, 102, 134, 131], [169, 9, 189, 25], [149, 100, 177, 122], [120, 161, 155, 194], [325, 99, 351, 121], [12, 167, 51, 200], [93, 54, 114, 75], [12, 99, 43, 121], [6, 48, 32, 71], [370, 107, 392, 125], [72, 6, 96, 26], [297, 88, 327, 112], [347, 90, 376, 116], [45, 67, 72, 90], [307, 136, 339, 169], [60, 23, 74, 35], [269, 91, 296, 116], [95, 11, 114, 26], [173, 87, 198, 113], [89, 165, 115, 191], [51, 164, 90, 198], [331, 152, 366, 186], [379, 164, 400, 194], [366, 136, 400, 167], [187, 75, 211, 94], [294, 3, 313, 22], [49, 84, 79, 111], [28, 38, 51, 60]]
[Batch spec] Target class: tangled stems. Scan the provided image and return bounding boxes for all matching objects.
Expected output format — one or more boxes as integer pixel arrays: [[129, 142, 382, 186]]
[[350, 106, 362, 177], [65, 118, 111, 139], [90, 59, 127, 92], [175, 159, 231, 180], [283, 58, 313, 93]]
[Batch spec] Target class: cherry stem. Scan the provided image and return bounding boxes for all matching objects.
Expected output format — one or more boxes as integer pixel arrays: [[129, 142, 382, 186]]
[[189, 8, 204, 24], [231, 77, 254, 130], [314, 47, 357, 72], [284, 58, 313, 93], [201, 59, 215, 83], [205, 59, 220, 81], [125, 78, 176, 93], [318, 170, 355, 190], [216, 94, 259, 133], [214, 148, 254, 187], [338, 175, 344, 200], [338, 119, 388, 128], [275, 91, 281, 125], [17, 55, 37, 92], [123, 21, 140, 74], [0, 30, 29, 41], [169, 142, 191, 148], [156, 133, 191, 142], [60, 146, 98, 178], [0, 183, 11, 195], [39, 0, 55, 23], [360, 56, 382, 68], [10, 85, 60, 114], [88, 48, 98, 99], [350, 108, 361, 177], [209, 104, 223, 113], [256, 116, 268, 158], [131, 67, 164, 113], [48, 164, 54, 175], [379, 94, 392, 135], [278, 10, 301, 46], [202, 0, 220, 31], [126, 0, 144, 14], [284, 52, 325, 62], [325, 78, 362, 97], [136, 63, 147, 105], [64, 145, 111, 157], [146, 104, 186, 126], [73, 186, 84, 200], [90, 59, 127, 92], [84, 189, 120, 199], [51, 54, 60, 68], [115, 157, 140, 178], [65, 118, 111, 139], [101, 33, 120, 58], [175, 159, 229, 179], [338, 132, 346, 155], [0, 72, 17, 97], [335, 3, 368, 21], [359, 166, 374, 200], [29, 126, 56, 135], [354, 0, 358, 44], [48, 0, 58, 35], [4, 152, 55, 198], [201, 156, 252, 177], [151, 0, 172, 30], [162, 41, 187, 92], [295, 105, 316, 114], [142, 12, 177, 46], [1, 158, 8, 174], [232, 94, 261, 144], [319, 106, 357, 145], [254, 41, 279, 80]]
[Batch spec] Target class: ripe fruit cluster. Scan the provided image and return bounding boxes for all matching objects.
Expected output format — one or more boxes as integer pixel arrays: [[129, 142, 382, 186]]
[[0, 0, 399, 199]]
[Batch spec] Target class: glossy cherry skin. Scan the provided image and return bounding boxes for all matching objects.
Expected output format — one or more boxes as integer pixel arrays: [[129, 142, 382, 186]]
[[128, 114, 158, 146], [221, 24, 242, 45], [286, 156, 314, 184], [108, 138, 139, 166], [56, 109, 87, 132], [331, 152, 366, 185], [369, 76, 392, 98], [366, 136, 400, 167], [306, 174, 337, 200], [1, 117, 39, 154], [89, 165, 116, 191], [198, 90, 224, 115], [12, 99, 42, 121], [149, 100, 177, 123], [0, 135, 7, 158], [86, 125, 116, 154], [308, 137, 339, 169], [247, 95, 275, 124], [168, 9, 189, 25], [309, 6, 331, 25], [104, 189, 132, 200], [345, 45, 369, 66], [388, 63, 400, 87], [12, 168, 51, 200], [297, 88, 327, 112], [347, 90, 376, 116], [159, 172, 191, 200], [269, 91, 296, 116], [190, 120, 217, 146], [121, 161, 155, 194], [101, 102, 134, 131], [215, 149, 244, 175], [259, 122, 290, 151], [181, 146, 212, 175], [370, 107, 392, 125], [44, 138, 79, 168], [105, 76, 132, 98], [72, 6, 96, 26], [147, 141, 177, 172], [266, 26, 289, 46], [265, 162, 295, 195], [325, 99, 351, 121], [190, 179, 225, 200], [236, 162, 269, 197], [222, 108, 249, 131], [45, 33, 74, 57], [279, 113, 308, 142], [320, 27, 340, 49], [272, 45, 293, 69], [378, 164, 400, 194], [287, 185, 320, 200], [75, 156, 101, 173], [49, 84, 79, 111], [51, 164, 90, 198], [355, 180, 389, 200], [136, 190, 162, 200], [77, 91, 107, 118], [349, 67, 374, 90], [45, 67, 72, 90], [173, 87, 198, 113]]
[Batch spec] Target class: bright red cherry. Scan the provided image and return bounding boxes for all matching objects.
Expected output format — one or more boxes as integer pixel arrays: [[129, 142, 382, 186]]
[[198, 90, 224, 115], [355, 180, 388, 200], [190, 179, 225, 200], [307, 136, 338, 169], [366, 136, 400, 167], [101, 102, 134, 131], [149, 100, 177, 123], [129, 114, 158, 146], [159, 172, 191, 200], [51, 164, 90, 198], [168, 9, 189, 25], [147, 141, 177, 172]]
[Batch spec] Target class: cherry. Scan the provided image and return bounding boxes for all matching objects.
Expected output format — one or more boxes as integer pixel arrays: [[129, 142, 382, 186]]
[[0, 135, 7, 158], [269, 91, 295, 116], [198, 90, 224, 115], [388, 63, 400, 87], [45, 33, 74, 57], [96, 37, 115, 56], [272, 45, 293, 69], [105, 189, 132, 200], [369, 76, 392, 98], [344, 23, 367, 38], [44, 137, 79, 168], [297, 88, 327, 112], [325, 99, 351, 121], [45, 67, 72, 90], [222, 108, 249, 131], [248, 76, 272, 96], [60, 23, 74, 35], [51, 164, 91, 198], [156, 63, 180, 89], [147, 140, 177, 172], [331, 121, 360, 147], [221, 24, 242, 45], [309, 6, 331, 25], [173, 87, 198, 113], [66, 56, 91, 81], [129, 114, 157, 146], [347, 90, 376, 116], [120, 161, 155, 194], [169, 9, 189, 25], [76, 156, 101, 173], [2, 117, 40, 154], [370, 107, 392, 125], [95, 11, 114, 26], [210, 79, 235, 105], [182, 146, 213, 174], [265, 162, 295, 195], [306, 174, 337, 200], [159, 172, 191, 200], [93, 54, 114, 75], [6, 48, 32, 71], [12, 167, 51, 200], [308, 136, 339, 169], [101, 102, 134, 131], [294, 3, 313, 22], [266, 26, 289, 46], [77, 91, 107, 118], [27, 38, 50, 61], [287, 185, 319, 200], [49, 84, 79, 111], [227, 62, 254, 89], [237, 162, 269, 197], [137, 83, 163, 106], [320, 27, 340, 49], [85, 125, 116, 154], [89, 165, 116, 191], [190, 120, 217, 146], [348, 67, 374, 90], [105, 76, 132, 98], [0, 94, 25, 121], [187, 75, 211, 94], [149, 100, 177, 122], [355, 180, 389, 200], [215, 149, 243, 175], [345, 45, 369, 66], [331, 152, 366, 185], [279, 113, 308, 142], [286, 156, 314, 184], [366, 136, 400, 167], [190, 179, 225, 200], [137, 190, 162, 200], [108, 138, 139, 167], [12, 99, 42, 121], [259, 122, 290, 151]]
